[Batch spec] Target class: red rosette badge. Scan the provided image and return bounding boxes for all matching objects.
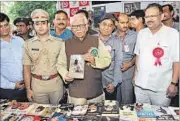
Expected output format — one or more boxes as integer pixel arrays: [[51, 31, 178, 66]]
[[153, 47, 164, 66]]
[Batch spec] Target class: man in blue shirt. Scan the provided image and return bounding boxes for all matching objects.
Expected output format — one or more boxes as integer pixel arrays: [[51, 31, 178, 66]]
[[115, 13, 137, 104], [99, 14, 123, 100], [0, 13, 27, 102], [50, 10, 73, 41]]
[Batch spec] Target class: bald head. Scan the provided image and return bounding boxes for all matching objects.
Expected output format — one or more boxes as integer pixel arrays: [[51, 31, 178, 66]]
[[117, 13, 129, 33], [118, 13, 129, 21]]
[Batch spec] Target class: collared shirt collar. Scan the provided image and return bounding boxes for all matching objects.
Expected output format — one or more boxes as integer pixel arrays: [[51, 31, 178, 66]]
[[73, 33, 89, 42], [146, 23, 165, 35], [98, 32, 113, 43], [51, 29, 66, 37], [114, 29, 131, 38], [0, 35, 16, 43], [32, 34, 54, 42]]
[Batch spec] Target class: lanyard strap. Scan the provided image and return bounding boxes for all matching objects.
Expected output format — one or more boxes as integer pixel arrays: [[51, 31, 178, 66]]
[[121, 34, 127, 46]]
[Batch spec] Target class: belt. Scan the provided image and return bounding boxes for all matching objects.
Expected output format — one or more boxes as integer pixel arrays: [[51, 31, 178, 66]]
[[32, 73, 58, 80]]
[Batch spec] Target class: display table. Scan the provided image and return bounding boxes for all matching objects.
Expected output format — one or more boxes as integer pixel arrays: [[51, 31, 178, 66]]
[[0, 100, 179, 121]]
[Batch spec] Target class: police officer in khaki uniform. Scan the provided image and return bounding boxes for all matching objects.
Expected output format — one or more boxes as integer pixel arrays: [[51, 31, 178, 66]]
[[23, 9, 64, 104]]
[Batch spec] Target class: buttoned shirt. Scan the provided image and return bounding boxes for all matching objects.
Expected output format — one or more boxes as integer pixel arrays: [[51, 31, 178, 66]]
[[134, 25, 179, 92], [50, 28, 73, 41], [115, 30, 137, 80], [1, 36, 24, 89], [23, 35, 64, 75], [101, 35, 123, 87], [56, 35, 111, 82], [115, 30, 137, 61]]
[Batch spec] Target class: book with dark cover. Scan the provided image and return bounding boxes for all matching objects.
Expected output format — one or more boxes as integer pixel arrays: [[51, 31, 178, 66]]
[[156, 115, 176, 121], [54, 104, 73, 118], [102, 100, 119, 117], [151, 105, 175, 121], [86, 102, 103, 116], [59, 103, 74, 111], [69, 55, 85, 79]]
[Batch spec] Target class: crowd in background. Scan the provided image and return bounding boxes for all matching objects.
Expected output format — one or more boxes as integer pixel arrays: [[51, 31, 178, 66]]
[[0, 3, 179, 107]]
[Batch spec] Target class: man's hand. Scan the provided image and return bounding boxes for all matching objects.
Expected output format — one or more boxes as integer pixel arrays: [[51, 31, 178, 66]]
[[27, 89, 33, 102], [15, 81, 25, 89], [83, 53, 95, 65], [166, 84, 178, 98], [121, 61, 132, 72], [106, 83, 115, 93], [65, 73, 74, 82]]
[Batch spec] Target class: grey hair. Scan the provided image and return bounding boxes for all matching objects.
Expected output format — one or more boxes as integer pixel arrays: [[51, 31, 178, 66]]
[[70, 14, 88, 25]]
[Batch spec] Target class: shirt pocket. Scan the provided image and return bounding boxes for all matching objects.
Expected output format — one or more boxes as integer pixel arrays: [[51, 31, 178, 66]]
[[124, 41, 135, 55], [30, 49, 41, 62], [160, 43, 169, 60]]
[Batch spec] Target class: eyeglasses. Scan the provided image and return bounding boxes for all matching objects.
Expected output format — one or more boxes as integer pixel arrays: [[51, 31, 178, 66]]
[[71, 24, 87, 29], [144, 14, 160, 19], [101, 23, 114, 28]]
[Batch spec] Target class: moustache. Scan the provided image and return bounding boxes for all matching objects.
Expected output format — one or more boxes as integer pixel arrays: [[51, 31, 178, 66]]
[[123, 27, 128, 29], [147, 21, 154, 24], [58, 23, 65, 25]]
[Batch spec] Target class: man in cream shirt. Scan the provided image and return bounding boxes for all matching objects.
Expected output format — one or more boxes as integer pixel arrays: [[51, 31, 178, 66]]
[[134, 3, 179, 106]]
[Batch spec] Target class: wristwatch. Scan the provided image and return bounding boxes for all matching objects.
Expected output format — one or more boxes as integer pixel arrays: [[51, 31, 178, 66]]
[[171, 82, 178, 86]]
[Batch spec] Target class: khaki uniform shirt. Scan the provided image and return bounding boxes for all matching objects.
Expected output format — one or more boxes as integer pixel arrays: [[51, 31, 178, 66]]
[[56, 38, 111, 82], [23, 35, 64, 75]]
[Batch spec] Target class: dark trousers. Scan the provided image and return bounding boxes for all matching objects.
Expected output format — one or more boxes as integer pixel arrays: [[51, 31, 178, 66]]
[[0, 88, 28, 102], [104, 85, 118, 100], [170, 82, 179, 107]]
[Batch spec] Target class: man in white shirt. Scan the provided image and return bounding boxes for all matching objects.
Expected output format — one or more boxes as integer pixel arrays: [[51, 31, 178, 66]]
[[134, 3, 179, 106]]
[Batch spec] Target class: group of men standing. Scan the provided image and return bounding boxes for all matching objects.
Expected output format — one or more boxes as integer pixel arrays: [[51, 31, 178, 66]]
[[0, 3, 179, 107]]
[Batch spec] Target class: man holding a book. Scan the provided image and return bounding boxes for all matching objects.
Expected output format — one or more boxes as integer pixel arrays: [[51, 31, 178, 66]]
[[57, 13, 111, 105]]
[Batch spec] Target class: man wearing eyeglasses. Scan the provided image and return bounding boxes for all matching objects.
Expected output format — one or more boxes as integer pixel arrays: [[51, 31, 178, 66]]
[[23, 9, 64, 104], [98, 13, 123, 101], [57, 13, 111, 105], [134, 3, 179, 106]]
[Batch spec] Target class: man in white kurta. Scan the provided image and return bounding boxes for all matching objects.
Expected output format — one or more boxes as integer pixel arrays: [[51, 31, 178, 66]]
[[134, 3, 179, 107]]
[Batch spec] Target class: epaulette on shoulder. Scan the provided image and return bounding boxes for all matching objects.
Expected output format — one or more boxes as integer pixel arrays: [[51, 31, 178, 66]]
[[51, 36, 63, 42], [26, 36, 36, 42]]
